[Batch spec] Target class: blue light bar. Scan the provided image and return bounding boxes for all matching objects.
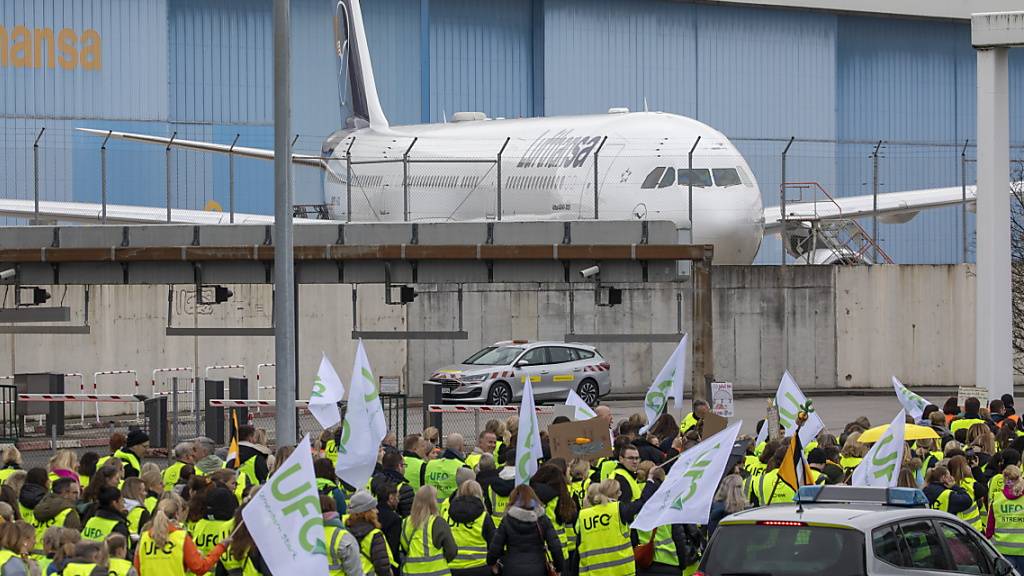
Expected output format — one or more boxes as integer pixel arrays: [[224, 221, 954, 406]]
[[795, 486, 928, 507]]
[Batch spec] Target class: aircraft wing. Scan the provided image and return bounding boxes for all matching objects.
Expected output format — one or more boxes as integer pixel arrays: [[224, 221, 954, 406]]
[[77, 128, 326, 169], [763, 185, 976, 233], [0, 198, 287, 225]]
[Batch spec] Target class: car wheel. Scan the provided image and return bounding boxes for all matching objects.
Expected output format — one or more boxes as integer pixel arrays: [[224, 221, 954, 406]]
[[487, 381, 513, 406], [577, 378, 600, 406]]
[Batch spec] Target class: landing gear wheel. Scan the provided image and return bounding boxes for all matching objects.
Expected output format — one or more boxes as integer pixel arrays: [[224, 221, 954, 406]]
[[487, 381, 513, 406], [577, 378, 600, 406]]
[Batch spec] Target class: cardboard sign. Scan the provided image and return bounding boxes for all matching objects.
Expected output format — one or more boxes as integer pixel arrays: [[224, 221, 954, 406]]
[[958, 386, 989, 410], [700, 412, 728, 439], [548, 417, 614, 462], [711, 382, 734, 417]]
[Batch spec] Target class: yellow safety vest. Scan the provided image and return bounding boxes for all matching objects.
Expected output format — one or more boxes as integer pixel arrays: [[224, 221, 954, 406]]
[[0, 468, 19, 484], [465, 453, 482, 470], [839, 456, 862, 473], [569, 479, 589, 508], [358, 526, 395, 576], [33, 507, 71, 551], [79, 475, 91, 490], [757, 468, 819, 505], [933, 487, 984, 531], [401, 516, 450, 576], [61, 562, 97, 576], [611, 468, 641, 501], [445, 506, 488, 569], [991, 474, 1007, 507], [323, 524, 351, 576], [317, 477, 340, 494], [494, 441, 505, 465], [238, 455, 261, 487], [597, 459, 618, 481], [108, 557, 134, 576], [543, 498, 571, 555], [138, 529, 187, 576], [991, 492, 1024, 556], [191, 517, 233, 555], [127, 506, 146, 535], [951, 418, 986, 435], [652, 524, 700, 573], [488, 487, 510, 525], [19, 503, 35, 526], [114, 450, 142, 477], [404, 455, 425, 490], [97, 454, 113, 469], [679, 412, 699, 435], [144, 495, 159, 514], [424, 458, 463, 501], [82, 516, 120, 542], [577, 501, 634, 576], [162, 461, 188, 492], [325, 439, 339, 467]]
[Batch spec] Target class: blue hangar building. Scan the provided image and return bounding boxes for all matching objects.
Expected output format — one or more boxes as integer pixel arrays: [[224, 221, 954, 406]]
[[0, 0, 1022, 264]]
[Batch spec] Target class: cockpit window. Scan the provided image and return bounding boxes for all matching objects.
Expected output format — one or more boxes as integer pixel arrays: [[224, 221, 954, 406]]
[[713, 168, 742, 187], [735, 166, 752, 186], [657, 167, 675, 188], [641, 167, 666, 189], [677, 168, 711, 187]]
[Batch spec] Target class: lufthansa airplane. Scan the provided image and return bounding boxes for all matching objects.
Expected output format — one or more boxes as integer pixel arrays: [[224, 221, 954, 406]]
[[0, 0, 980, 265]]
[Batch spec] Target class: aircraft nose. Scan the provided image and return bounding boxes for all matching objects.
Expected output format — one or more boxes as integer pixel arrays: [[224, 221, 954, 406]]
[[693, 190, 764, 265]]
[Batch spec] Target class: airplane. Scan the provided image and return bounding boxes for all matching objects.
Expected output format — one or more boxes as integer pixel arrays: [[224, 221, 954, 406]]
[[0, 0, 983, 266]]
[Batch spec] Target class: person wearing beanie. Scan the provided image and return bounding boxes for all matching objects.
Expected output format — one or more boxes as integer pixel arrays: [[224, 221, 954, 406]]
[[81, 487, 130, 543], [346, 490, 394, 576], [115, 430, 149, 479], [189, 486, 238, 557]]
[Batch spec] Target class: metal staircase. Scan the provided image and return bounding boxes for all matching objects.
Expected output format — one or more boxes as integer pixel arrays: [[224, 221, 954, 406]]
[[782, 182, 894, 265]]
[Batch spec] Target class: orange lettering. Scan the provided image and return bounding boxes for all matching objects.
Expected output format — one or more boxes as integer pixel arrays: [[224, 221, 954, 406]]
[[10, 25, 32, 67], [57, 28, 77, 70], [34, 28, 54, 69], [80, 29, 100, 70]]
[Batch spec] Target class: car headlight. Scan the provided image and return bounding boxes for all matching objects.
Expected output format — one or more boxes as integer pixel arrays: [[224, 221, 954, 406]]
[[459, 374, 487, 383]]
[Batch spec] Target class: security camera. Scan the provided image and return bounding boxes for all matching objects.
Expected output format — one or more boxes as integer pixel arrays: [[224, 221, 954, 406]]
[[0, 268, 15, 281], [580, 265, 600, 279]]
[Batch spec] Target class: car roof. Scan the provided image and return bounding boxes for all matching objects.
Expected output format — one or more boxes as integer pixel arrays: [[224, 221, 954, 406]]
[[490, 340, 597, 351], [722, 503, 958, 532]]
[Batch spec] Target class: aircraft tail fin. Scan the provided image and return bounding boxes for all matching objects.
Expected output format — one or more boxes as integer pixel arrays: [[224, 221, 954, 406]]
[[335, 0, 389, 130]]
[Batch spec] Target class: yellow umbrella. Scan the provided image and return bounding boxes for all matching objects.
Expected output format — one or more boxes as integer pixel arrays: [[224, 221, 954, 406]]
[[857, 423, 939, 444]]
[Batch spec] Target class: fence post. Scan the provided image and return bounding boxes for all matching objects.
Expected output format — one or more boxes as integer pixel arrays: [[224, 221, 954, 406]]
[[780, 137, 795, 265], [32, 127, 45, 224], [687, 136, 701, 245], [165, 131, 177, 223], [229, 134, 240, 224], [871, 140, 883, 263], [496, 137, 510, 221], [402, 137, 419, 222], [171, 377, 179, 448], [593, 136, 608, 219], [961, 139, 970, 264], [100, 131, 112, 224], [229, 377, 249, 433], [345, 137, 356, 223]]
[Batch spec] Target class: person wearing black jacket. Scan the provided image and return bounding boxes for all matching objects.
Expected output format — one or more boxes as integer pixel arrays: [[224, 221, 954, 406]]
[[638, 523, 705, 576], [373, 451, 415, 517], [17, 468, 48, 523], [487, 484, 564, 576], [235, 425, 271, 486], [82, 486, 131, 542], [373, 480, 404, 566], [446, 481, 496, 576], [922, 465, 973, 516]]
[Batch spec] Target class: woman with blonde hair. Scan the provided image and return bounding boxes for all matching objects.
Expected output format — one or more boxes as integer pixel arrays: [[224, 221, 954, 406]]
[[0, 520, 37, 576], [43, 526, 79, 574], [839, 433, 868, 473], [132, 492, 227, 575], [46, 451, 78, 484], [987, 465, 1024, 573], [445, 481, 494, 576], [0, 448, 22, 485], [708, 474, 748, 536], [400, 486, 456, 576], [120, 478, 151, 536], [968, 423, 997, 461]]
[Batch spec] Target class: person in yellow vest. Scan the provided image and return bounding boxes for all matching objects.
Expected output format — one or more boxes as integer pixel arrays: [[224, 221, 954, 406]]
[[46, 451, 79, 488], [679, 400, 710, 436], [947, 455, 986, 531], [985, 464, 1024, 573], [486, 449, 517, 526], [372, 452, 414, 517], [96, 433, 127, 472], [41, 525, 79, 574], [161, 442, 195, 492], [530, 463, 579, 564], [838, 433, 868, 476], [482, 419, 507, 466], [951, 397, 988, 437], [120, 478, 151, 538], [76, 453, 100, 492], [315, 457, 349, 515], [0, 520, 38, 575], [104, 533, 136, 576], [234, 425, 271, 487], [568, 459, 591, 509], [188, 486, 236, 558], [31, 477, 82, 550], [424, 433, 470, 503], [320, 494, 365, 576], [0, 447, 22, 487], [114, 430, 149, 479], [401, 486, 457, 576], [611, 446, 643, 503], [132, 492, 228, 575], [755, 450, 821, 506], [465, 431, 497, 471], [138, 470, 162, 515], [445, 480, 495, 576], [16, 468, 49, 532], [923, 465, 975, 519], [347, 490, 397, 576], [402, 434, 429, 490], [574, 479, 651, 576], [59, 540, 105, 576], [81, 487, 130, 543], [591, 436, 633, 484]]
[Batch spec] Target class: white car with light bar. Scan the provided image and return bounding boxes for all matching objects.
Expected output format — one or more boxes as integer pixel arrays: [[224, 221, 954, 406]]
[[697, 485, 1018, 576], [429, 340, 611, 405]]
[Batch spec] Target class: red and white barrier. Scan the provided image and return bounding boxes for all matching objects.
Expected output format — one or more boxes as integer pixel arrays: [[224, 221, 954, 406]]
[[19, 393, 145, 402], [255, 363, 275, 413], [93, 370, 140, 422], [151, 367, 193, 397], [208, 399, 310, 408], [427, 404, 553, 414]]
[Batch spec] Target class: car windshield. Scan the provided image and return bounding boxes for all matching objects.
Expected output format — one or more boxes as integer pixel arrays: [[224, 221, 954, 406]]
[[463, 346, 524, 366], [701, 524, 867, 576]]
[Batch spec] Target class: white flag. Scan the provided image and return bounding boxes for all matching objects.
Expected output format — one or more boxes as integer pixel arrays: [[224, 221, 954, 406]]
[[565, 389, 597, 420], [641, 336, 688, 434], [775, 371, 824, 448], [515, 379, 543, 485], [852, 410, 906, 487], [631, 421, 742, 530], [754, 420, 769, 448], [309, 353, 345, 429], [242, 435, 329, 574], [892, 376, 932, 421], [335, 340, 387, 489]]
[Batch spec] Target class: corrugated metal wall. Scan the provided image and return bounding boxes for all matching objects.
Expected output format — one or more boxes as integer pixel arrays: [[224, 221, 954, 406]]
[[2, 0, 1020, 263]]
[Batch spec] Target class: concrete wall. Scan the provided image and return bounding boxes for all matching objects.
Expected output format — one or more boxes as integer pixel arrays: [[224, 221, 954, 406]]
[[0, 264, 978, 413]]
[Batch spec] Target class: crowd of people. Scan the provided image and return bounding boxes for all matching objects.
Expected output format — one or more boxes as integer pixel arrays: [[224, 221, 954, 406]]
[[0, 393, 1017, 575]]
